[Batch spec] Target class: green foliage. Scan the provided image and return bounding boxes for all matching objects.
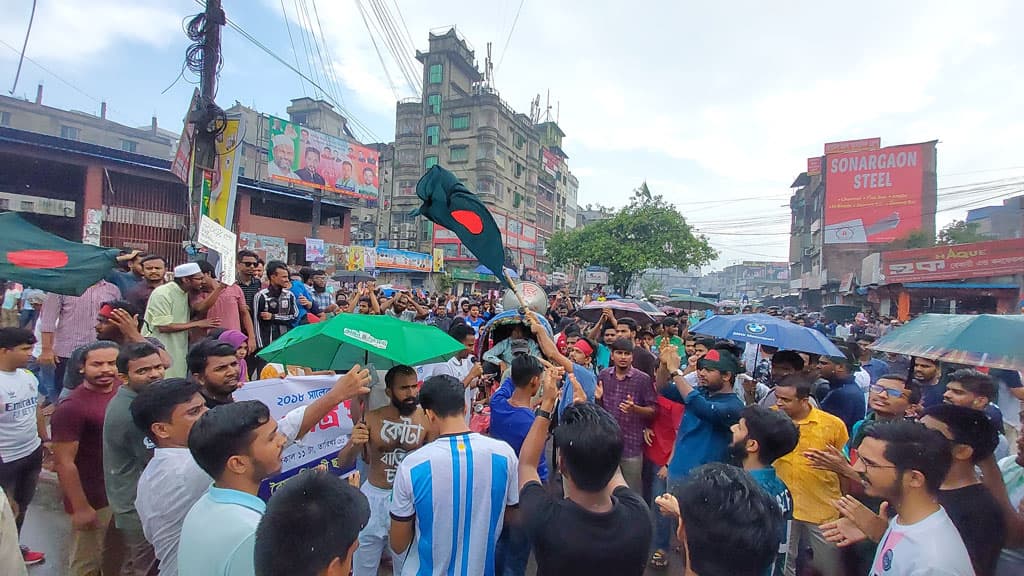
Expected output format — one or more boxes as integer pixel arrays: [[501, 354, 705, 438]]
[[887, 229, 935, 250], [433, 272, 453, 294], [937, 219, 989, 245], [548, 184, 717, 293]]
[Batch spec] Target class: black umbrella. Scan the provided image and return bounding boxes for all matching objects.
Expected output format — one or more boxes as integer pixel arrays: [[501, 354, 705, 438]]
[[331, 271, 374, 283]]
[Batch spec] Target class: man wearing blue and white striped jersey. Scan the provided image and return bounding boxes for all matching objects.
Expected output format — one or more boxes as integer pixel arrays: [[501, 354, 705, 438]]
[[390, 374, 520, 576]]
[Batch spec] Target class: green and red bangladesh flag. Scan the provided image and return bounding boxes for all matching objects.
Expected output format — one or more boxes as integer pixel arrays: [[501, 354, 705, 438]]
[[411, 166, 514, 289], [0, 212, 119, 295]]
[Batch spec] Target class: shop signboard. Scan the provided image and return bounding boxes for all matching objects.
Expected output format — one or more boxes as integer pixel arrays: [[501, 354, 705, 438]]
[[881, 238, 1024, 284]]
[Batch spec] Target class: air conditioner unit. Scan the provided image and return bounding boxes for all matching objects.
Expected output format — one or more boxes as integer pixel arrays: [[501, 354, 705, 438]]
[[803, 247, 816, 256], [390, 226, 400, 235], [399, 240, 410, 249]]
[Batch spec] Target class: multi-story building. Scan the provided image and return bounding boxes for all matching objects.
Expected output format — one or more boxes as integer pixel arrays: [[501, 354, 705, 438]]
[[789, 140, 938, 308], [0, 88, 358, 268], [0, 87, 176, 157], [387, 28, 578, 284], [966, 194, 1023, 240]]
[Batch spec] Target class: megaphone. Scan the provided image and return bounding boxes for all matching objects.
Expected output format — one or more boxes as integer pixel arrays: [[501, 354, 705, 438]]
[[501, 281, 548, 315]]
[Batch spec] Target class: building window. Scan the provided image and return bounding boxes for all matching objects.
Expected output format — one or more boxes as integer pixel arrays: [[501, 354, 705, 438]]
[[0, 111, 10, 126], [514, 162, 524, 178], [449, 146, 468, 163], [60, 125, 80, 140], [121, 139, 138, 153], [515, 133, 525, 150], [427, 94, 442, 115], [451, 114, 470, 130], [429, 64, 443, 84], [425, 155, 438, 169], [425, 125, 440, 146]]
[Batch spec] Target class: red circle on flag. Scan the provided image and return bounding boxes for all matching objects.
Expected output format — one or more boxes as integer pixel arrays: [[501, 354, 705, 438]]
[[6, 250, 69, 269], [452, 210, 484, 234]]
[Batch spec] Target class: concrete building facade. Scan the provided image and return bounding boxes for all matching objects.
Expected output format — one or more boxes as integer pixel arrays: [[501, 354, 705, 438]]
[[386, 28, 578, 279]]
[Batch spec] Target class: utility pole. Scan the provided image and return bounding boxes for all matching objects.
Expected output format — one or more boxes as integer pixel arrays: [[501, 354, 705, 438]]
[[188, 0, 226, 244]]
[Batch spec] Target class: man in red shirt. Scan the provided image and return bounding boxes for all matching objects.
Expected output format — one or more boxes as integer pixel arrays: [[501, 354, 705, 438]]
[[51, 341, 122, 575], [193, 261, 256, 352], [643, 393, 684, 569]]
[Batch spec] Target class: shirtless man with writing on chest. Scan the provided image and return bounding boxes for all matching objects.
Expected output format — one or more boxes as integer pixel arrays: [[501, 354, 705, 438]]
[[340, 365, 430, 576]]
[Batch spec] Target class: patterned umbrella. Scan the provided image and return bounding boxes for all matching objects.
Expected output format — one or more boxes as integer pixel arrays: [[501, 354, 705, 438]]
[[690, 313, 842, 356], [870, 313, 1024, 371], [575, 300, 656, 324]]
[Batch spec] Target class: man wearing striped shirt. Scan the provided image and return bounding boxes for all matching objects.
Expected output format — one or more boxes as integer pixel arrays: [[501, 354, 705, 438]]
[[390, 374, 519, 576]]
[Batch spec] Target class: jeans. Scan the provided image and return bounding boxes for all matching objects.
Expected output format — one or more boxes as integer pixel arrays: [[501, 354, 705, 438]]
[[646, 463, 673, 552], [495, 522, 530, 576], [17, 308, 36, 329], [28, 361, 59, 406]]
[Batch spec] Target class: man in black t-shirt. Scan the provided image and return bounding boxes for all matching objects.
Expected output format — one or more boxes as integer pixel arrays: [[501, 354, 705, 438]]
[[920, 404, 1005, 576], [518, 372, 651, 575]]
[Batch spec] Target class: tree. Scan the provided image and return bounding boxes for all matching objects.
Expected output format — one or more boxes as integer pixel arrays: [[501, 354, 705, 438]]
[[886, 229, 935, 250], [937, 219, 989, 245], [548, 184, 717, 294]]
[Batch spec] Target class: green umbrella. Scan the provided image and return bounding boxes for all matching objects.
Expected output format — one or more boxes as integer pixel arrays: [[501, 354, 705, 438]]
[[870, 313, 1024, 371], [665, 295, 718, 311], [256, 313, 466, 370]]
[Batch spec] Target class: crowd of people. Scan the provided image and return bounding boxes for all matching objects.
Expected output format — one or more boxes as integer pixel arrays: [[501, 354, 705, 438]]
[[0, 250, 1022, 576]]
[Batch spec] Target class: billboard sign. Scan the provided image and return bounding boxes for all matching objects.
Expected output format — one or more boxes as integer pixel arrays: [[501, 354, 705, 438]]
[[824, 137, 881, 155], [881, 238, 1024, 284], [542, 148, 559, 176], [375, 248, 432, 272], [583, 269, 609, 285], [807, 156, 822, 176], [170, 88, 200, 184], [266, 115, 379, 203], [823, 143, 929, 244], [202, 116, 243, 230]]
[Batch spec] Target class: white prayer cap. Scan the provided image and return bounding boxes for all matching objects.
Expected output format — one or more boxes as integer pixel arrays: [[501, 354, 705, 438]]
[[174, 262, 202, 278]]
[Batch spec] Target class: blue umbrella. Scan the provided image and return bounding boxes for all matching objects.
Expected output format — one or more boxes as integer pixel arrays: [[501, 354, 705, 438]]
[[690, 313, 842, 357], [472, 264, 519, 279]]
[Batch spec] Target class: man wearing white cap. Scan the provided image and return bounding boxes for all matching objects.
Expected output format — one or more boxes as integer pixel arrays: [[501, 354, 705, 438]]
[[142, 263, 220, 378], [268, 135, 299, 180]]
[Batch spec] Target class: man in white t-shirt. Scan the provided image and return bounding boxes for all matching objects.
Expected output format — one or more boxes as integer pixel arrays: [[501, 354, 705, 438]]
[[389, 374, 519, 576], [820, 419, 973, 576], [0, 328, 46, 565], [429, 322, 483, 424], [996, 428, 1024, 575]]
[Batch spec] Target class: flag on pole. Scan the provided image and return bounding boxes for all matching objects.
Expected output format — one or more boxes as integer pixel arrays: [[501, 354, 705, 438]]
[[0, 212, 119, 295], [410, 166, 513, 289]]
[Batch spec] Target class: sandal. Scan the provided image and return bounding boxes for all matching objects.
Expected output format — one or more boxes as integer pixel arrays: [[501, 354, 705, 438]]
[[650, 550, 669, 569]]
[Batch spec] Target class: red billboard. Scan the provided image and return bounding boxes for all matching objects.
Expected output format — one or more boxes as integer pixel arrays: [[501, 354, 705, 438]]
[[807, 156, 822, 176], [823, 143, 929, 244], [881, 238, 1024, 283], [824, 137, 881, 155], [542, 149, 559, 176]]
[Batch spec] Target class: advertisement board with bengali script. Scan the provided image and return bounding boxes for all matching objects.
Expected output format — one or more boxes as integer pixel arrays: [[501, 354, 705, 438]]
[[881, 238, 1024, 284]]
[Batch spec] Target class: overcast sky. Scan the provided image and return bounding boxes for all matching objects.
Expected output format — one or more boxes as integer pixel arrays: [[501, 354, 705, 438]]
[[2, 0, 1022, 270]]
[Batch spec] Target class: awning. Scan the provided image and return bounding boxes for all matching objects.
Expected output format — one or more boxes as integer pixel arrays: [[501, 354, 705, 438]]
[[903, 283, 1019, 290]]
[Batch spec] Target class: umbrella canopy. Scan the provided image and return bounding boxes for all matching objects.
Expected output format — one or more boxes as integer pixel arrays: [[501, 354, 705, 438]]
[[617, 298, 666, 318], [472, 264, 519, 279], [665, 295, 718, 311], [331, 271, 375, 283], [690, 313, 843, 357], [256, 313, 466, 370], [870, 314, 1024, 371], [575, 300, 656, 325]]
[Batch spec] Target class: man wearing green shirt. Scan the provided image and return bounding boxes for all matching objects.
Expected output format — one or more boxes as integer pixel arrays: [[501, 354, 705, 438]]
[[103, 341, 166, 575], [654, 316, 686, 358], [142, 263, 217, 378]]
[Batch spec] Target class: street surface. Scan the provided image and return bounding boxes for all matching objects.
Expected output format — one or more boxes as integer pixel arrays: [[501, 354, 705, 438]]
[[23, 470, 682, 575]]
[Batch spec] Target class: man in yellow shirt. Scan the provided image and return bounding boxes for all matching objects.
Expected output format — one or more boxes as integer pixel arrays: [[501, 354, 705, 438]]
[[773, 374, 849, 576]]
